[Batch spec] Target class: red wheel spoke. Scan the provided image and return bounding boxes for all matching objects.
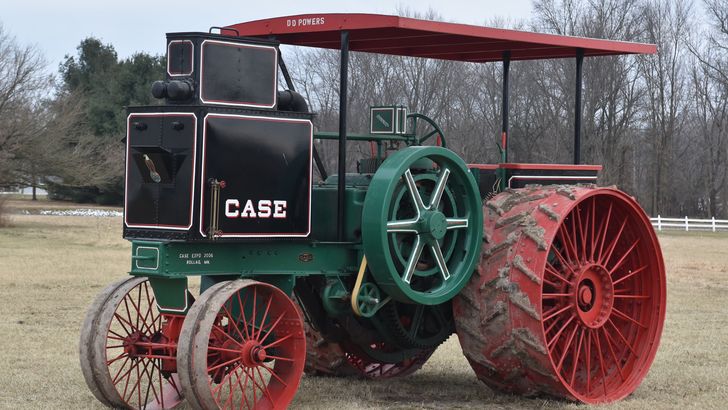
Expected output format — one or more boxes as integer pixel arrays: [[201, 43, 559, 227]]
[[612, 265, 648, 286], [612, 307, 647, 328], [265, 354, 294, 362], [256, 366, 275, 406], [593, 330, 608, 397], [126, 293, 154, 335], [235, 367, 251, 410], [122, 297, 135, 335], [135, 353, 143, 406], [224, 369, 235, 410], [107, 333, 126, 341], [250, 288, 258, 340], [570, 328, 585, 386], [589, 197, 597, 261], [569, 212, 579, 261], [245, 368, 259, 408], [221, 303, 246, 343], [209, 346, 245, 354], [544, 316, 562, 334], [107, 351, 129, 366], [154, 359, 166, 409], [575, 204, 587, 262], [601, 328, 626, 381], [599, 219, 627, 266], [550, 247, 578, 277], [208, 355, 242, 373], [543, 292, 572, 299], [585, 329, 592, 394], [142, 282, 159, 333], [556, 323, 579, 373], [608, 239, 640, 276], [237, 291, 252, 341], [106, 343, 125, 349], [111, 356, 131, 384], [136, 285, 143, 332], [121, 358, 141, 400], [113, 312, 136, 335], [255, 294, 274, 341], [545, 263, 571, 284], [558, 224, 580, 264], [212, 362, 242, 394], [595, 202, 613, 262], [212, 324, 245, 348], [548, 315, 576, 350], [607, 319, 637, 356], [543, 304, 572, 322], [139, 359, 160, 407], [258, 313, 286, 343], [262, 333, 294, 350], [614, 294, 650, 300], [262, 363, 289, 386]]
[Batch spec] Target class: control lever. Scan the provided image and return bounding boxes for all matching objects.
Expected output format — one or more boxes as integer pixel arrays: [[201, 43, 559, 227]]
[[143, 154, 162, 183]]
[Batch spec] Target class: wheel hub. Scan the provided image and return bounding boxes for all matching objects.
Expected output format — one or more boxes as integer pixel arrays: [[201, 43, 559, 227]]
[[422, 210, 448, 240], [573, 264, 613, 328], [237, 340, 267, 368], [123, 331, 148, 358]]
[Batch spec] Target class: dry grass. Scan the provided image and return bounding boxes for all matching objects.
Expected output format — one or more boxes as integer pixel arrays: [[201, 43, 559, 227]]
[[0, 197, 9, 227], [1, 213, 727, 409]]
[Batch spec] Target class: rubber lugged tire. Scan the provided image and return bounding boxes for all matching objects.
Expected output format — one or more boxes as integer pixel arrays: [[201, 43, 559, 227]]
[[454, 185, 666, 403]]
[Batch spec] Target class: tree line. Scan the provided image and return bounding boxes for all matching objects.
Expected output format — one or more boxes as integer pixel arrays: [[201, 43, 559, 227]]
[[1, 0, 727, 218], [0, 32, 163, 203]]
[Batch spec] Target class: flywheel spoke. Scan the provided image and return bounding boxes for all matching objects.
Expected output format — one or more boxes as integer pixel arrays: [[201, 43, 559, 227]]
[[446, 217, 468, 229], [403, 169, 426, 212], [387, 219, 419, 233], [430, 242, 451, 280], [402, 236, 425, 284], [429, 167, 450, 209]]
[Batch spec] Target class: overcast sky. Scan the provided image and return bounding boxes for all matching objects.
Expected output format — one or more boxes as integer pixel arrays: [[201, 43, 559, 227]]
[[2, 0, 533, 75]]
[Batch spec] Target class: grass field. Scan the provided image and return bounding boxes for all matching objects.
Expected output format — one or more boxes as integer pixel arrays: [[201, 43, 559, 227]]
[[1, 203, 727, 409]]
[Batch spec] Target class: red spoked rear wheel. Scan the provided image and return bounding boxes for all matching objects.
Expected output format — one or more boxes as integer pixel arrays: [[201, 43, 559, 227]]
[[454, 186, 666, 403], [177, 279, 305, 409]]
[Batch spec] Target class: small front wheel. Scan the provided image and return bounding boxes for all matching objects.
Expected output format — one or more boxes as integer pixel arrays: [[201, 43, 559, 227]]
[[79, 277, 183, 409], [177, 279, 305, 409]]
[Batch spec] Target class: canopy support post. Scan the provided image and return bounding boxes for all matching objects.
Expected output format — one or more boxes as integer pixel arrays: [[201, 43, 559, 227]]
[[501, 51, 510, 164], [337, 30, 350, 241], [574, 48, 584, 165]]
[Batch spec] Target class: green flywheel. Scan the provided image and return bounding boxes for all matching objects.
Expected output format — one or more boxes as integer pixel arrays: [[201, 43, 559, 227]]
[[362, 146, 483, 305]]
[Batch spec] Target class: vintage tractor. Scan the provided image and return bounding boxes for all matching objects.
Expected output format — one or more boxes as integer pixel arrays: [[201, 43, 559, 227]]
[[80, 14, 666, 409]]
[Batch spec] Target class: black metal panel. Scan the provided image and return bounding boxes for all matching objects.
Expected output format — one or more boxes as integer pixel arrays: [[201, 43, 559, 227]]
[[200, 40, 277, 108], [167, 40, 194, 76], [125, 113, 197, 230], [200, 114, 312, 237]]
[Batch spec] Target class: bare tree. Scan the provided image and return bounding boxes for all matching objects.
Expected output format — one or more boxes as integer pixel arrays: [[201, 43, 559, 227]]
[[637, 0, 693, 215], [0, 23, 53, 199]]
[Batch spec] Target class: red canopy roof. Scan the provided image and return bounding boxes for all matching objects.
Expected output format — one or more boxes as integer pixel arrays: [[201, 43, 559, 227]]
[[225, 13, 656, 63]]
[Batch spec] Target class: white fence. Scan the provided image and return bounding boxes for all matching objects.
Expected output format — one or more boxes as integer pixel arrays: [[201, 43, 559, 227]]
[[651, 215, 728, 232]]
